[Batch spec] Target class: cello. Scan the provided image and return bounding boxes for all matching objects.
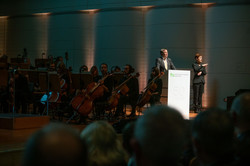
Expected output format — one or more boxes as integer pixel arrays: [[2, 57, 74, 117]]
[[76, 73, 111, 116], [106, 72, 140, 110], [136, 72, 163, 108]]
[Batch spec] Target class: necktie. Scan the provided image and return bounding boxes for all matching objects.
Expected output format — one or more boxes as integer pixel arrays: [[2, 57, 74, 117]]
[[164, 59, 168, 70]]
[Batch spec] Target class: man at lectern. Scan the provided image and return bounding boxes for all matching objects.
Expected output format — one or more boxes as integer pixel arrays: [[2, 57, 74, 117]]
[[192, 53, 208, 113], [155, 48, 176, 73]]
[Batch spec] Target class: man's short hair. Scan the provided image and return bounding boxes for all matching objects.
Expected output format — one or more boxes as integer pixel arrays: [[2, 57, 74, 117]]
[[134, 105, 186, 165], [160, 48, 167, 55], [21, 123, 88, 166], [231, 92, 250, 125], [80, 121, 126, 166], [192, 108, 234, 158]]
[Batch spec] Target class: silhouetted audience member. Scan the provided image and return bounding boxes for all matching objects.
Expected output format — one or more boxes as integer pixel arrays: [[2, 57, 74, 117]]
[[21, 123, 88, 166], [122, 121, 136, 166], [80, 120, 127, 166], [191, 108, 236, 166], [181, 120, 195, 166], [231, 92, 250, 166], [131, 105, 186, 166]]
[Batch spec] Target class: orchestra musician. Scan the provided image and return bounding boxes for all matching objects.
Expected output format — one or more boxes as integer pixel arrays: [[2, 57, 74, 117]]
[[147, 67, 163, 106], [93, 63, 114, 118], [48, 55, 56, 71], [55, 56, 73, 113], [79, 65, 88, 73], [56, 56, 66, 73], [115, 64, 139, 118], [56, 56, 71, 93], [90, 65, 101, 83]]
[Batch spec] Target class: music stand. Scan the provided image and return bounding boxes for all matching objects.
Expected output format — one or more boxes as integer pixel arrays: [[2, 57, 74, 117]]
[[71, 74, 81, 90], [80, 72, 93, 89], [35, 58, 50, 68], [66, 72, 93, 124], [71, 72, 93, 90]]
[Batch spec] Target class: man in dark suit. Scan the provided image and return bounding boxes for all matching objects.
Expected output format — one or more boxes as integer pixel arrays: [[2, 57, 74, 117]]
[[155, 48, 176, 73], [192, 53, 208, 113]]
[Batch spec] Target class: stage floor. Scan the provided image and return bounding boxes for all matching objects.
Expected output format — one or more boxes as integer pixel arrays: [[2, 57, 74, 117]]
[[0, 111, 197, 148], [0, 110, 197, 166]]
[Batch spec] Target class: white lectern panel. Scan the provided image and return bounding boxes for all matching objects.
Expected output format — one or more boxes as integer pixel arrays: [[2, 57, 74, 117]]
[[168, 70, 190, 119]]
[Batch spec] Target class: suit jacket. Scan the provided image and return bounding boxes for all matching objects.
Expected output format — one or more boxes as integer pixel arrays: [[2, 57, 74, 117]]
[[155, 57, 176, 73], [192, 62, 207, 84]]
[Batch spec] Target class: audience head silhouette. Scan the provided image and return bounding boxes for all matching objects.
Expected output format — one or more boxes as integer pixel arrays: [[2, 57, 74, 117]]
[[21, 123, 88, 166], [132, 105, 186, 166], [80, 120, 126, 166], [122, 121, 136, 157], [231, 92, 250, 166], [231, 92, 250, 135], [192, 108, 235, 165]]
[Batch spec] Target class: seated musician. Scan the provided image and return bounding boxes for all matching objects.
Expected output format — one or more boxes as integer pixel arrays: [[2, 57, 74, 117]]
[[79, 65, 88, 73], [56, 56, 66, 73], [148, 67, 162, 106], [115, 64, 139, 117], [56, 56, 67, 81], [56, 56, 73, 108], [94, 63, 114, 118], [90, 65, 101, 83], [48, 55, 56, 71]]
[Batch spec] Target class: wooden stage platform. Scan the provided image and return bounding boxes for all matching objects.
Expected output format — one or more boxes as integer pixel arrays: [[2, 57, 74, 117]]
[[0, 113, 50, 130], [0, 111, 197, 166]]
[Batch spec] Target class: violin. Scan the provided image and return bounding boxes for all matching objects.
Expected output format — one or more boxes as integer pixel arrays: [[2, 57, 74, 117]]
[[75, 73, 111, 116], [106, 72, 140, 110], [136, 72, 163, 108]]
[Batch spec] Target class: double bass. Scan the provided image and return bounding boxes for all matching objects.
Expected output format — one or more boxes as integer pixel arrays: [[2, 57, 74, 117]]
[[106, 72, 140, 110], [136, 72, 163, 108], [71, 74, 111, 116]]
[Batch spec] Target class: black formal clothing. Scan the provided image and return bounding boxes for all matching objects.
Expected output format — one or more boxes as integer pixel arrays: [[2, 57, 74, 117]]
[[148, 77, 162, 106], [0, 87, 10, 113], [94, 75, 114, 102], [236, 130, 250, 166], [155, 57, 176, 73], [93, 75, 102, 83], [192, 62, 207, 112], [115, 75, 139, 116], [15, 74, 30, 114], [94, 74, 114, 117]]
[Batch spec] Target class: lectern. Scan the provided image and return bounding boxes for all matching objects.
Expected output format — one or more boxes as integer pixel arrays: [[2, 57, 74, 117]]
[[168, 70, 190, 119]]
